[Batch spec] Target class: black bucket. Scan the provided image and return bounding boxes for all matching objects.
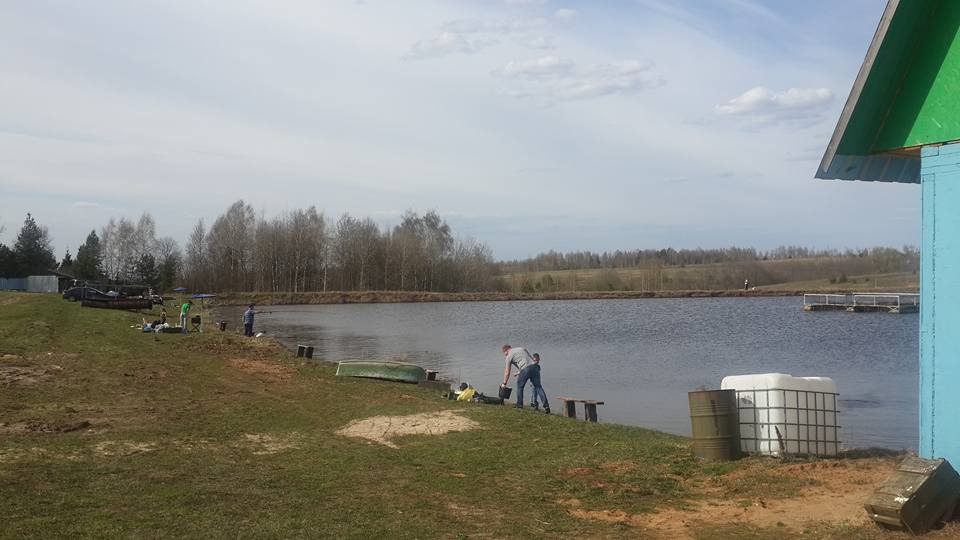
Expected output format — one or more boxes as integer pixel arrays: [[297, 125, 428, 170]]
[[217, 320, 227, 332], [498, 386, 513, 400]]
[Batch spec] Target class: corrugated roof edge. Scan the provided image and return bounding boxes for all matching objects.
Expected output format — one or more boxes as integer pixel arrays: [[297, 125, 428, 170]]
[[816, 0, 903, 182]]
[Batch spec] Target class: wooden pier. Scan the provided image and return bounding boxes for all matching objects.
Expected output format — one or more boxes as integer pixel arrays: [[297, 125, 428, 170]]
[[803, 293, 919, 314]]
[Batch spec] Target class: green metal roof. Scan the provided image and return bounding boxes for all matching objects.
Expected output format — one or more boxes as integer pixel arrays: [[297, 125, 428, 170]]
[[817, 0, 960, 183]]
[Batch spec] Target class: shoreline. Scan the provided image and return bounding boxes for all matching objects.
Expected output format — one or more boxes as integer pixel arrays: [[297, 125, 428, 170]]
[[211, 288, 816, 306]]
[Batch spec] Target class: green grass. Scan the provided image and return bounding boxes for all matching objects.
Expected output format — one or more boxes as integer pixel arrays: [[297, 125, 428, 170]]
[[0, 293, 911, 539]]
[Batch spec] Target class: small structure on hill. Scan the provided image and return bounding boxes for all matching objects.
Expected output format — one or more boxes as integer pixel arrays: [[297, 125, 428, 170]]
[[0, 270, 74, 293], [816, 0, 960, 463]]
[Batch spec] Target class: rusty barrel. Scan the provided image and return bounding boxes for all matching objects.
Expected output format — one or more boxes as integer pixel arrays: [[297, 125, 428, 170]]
[[688, 389, 741, 462]]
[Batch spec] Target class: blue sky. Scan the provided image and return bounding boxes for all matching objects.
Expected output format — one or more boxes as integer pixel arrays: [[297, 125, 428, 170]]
[[0, 0, 917, 260]]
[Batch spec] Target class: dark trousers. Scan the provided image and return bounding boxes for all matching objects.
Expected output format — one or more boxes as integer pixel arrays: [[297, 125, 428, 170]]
[[244, 322, 253, 337], [516, 365, 547, 408]]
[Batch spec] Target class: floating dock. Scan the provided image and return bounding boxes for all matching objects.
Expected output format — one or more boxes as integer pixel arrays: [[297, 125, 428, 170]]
[[803, 293, 919, 314]]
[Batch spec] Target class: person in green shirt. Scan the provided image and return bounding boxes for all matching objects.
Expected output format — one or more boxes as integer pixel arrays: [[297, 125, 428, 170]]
[[180, 300, 193, 333]]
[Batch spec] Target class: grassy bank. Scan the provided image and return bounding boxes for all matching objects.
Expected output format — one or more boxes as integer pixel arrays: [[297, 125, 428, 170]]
[[0, 293, 946, 538]]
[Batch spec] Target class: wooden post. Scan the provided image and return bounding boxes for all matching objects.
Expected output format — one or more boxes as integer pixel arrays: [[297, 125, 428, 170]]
[[584, 402, 598, 422], [560, 398, 576, 418]]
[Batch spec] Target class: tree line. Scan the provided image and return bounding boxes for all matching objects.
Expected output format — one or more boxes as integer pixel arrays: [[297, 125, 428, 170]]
[[2, 207, 920, 294], [0, 214, 57, 278], [182, 202, 496, 293], [2, 201, 495, 293], [497, 245, 920, 274]]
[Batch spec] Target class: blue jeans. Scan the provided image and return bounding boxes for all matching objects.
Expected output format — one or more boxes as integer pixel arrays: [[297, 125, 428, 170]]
[[516, 365, 548, 409], [531, 384, 548, 409]]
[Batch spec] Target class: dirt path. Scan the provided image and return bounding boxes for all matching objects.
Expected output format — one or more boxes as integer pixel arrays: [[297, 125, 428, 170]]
[[564, 458, 900, 538]]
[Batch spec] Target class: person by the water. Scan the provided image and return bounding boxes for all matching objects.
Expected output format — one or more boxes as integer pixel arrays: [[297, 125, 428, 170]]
[[501, 344, 549, 413], [528, 353, 550, 413], [243, 304, 258, 337], [179, 300, 192, 334]]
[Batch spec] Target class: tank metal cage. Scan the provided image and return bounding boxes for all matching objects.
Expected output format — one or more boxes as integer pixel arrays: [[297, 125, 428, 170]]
[[733, 387, 840, 457]]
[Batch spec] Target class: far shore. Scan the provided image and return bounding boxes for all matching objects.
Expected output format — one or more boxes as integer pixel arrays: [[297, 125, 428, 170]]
[[207, 288, 916, 306]]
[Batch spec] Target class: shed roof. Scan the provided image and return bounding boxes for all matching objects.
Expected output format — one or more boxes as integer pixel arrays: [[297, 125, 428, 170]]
[[817, 0, 960, 183]]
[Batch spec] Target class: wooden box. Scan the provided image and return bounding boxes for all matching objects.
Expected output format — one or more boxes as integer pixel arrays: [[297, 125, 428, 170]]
[[864, 456, 960, 534]]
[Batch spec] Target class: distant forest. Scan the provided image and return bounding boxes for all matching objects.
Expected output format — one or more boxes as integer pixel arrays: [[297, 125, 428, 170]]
[[1, 204, 919, 293], [497, 246, 919, 292]]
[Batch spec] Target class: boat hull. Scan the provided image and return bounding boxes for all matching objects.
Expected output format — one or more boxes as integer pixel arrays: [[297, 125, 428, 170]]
[[335, 361, 426, 383]]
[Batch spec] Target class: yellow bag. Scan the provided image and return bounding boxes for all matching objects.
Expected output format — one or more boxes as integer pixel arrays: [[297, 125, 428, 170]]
[[457, 387, 476, 401]]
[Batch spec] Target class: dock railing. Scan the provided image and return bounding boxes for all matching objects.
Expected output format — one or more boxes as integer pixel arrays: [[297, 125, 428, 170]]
[[803, 293, 850, 308], [852, 293, 919, 310], [804, 292, 919, 312]]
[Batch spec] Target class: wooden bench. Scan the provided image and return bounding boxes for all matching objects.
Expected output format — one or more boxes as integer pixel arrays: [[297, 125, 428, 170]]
[[556, 397, 606, 422]]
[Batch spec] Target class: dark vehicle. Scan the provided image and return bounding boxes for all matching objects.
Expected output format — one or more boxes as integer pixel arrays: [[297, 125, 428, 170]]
[[62, 286, 118, 302]]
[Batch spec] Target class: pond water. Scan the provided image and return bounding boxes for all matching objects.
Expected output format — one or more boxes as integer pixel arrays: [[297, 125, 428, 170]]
[[221, 296, 919, 450]]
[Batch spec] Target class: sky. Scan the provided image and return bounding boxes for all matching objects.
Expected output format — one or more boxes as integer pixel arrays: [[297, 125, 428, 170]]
[[0, 0, 919, 260]]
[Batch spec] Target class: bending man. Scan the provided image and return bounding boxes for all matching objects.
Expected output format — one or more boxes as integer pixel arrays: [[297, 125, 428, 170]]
[[501, 344, 548, 413]]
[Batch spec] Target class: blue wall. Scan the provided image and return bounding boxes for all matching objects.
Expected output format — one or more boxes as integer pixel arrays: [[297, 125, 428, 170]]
[[920, 142, 960, 462]]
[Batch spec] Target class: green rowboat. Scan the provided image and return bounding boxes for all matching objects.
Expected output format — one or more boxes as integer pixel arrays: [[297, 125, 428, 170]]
[[335, 361, 426, 384]]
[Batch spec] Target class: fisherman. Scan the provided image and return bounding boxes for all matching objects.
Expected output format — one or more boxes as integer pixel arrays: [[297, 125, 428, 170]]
[[243, 304, 258, 337], [180, 299, 192, 333], [744, 278, 750, 291], [528, 353, 550, 413], [500, 344, 548, 413]]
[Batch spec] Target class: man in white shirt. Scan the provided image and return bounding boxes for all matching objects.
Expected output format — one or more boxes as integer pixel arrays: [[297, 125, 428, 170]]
[[501, 344, 550, 414]]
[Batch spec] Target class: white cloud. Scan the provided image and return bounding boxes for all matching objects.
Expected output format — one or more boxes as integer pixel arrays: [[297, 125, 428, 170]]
[[404, 31, 497, 59], [522, 34, 555, 49], [554, 8, 577, 20], [496, 58, 661, 102], [715, 86, 833, 123], [442, 17, 548, 35], [407, 17, 553, 58], [494, 55, 573, 77]]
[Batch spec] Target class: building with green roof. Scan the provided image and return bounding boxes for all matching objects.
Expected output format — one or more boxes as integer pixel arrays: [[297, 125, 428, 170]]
[[817, 0, 960, 462]]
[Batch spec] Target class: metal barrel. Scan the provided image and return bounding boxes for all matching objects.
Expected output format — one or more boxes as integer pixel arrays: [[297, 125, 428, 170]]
[[688, 389, 741, 462]]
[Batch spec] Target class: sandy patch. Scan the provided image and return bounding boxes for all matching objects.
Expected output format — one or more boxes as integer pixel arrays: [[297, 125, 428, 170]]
[[0, 364, 62, 386], [0, 420, 91, 434], [0, 447, 83, 463], [94, 440, 158, 457], [170, 438, 216, 452], [227, 358, 295, 381], [240, 433, 302, 455], [336, 410, 480, 448], [562, 458, 898, 539]]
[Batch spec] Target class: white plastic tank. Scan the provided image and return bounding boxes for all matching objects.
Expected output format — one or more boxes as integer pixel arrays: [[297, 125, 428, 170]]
[[720, 373, 839, 457]]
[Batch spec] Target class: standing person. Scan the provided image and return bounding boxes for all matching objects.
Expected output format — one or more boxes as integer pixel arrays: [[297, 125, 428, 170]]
[[160, 306, 167, 325], [500, 344, 547, 412], [179, 300, 192, 333], [529, 353, 550, 413], [243, 304, 257, 337]]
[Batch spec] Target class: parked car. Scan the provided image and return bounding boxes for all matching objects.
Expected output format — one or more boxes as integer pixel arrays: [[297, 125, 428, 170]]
[[62, 286, 117, 302]]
